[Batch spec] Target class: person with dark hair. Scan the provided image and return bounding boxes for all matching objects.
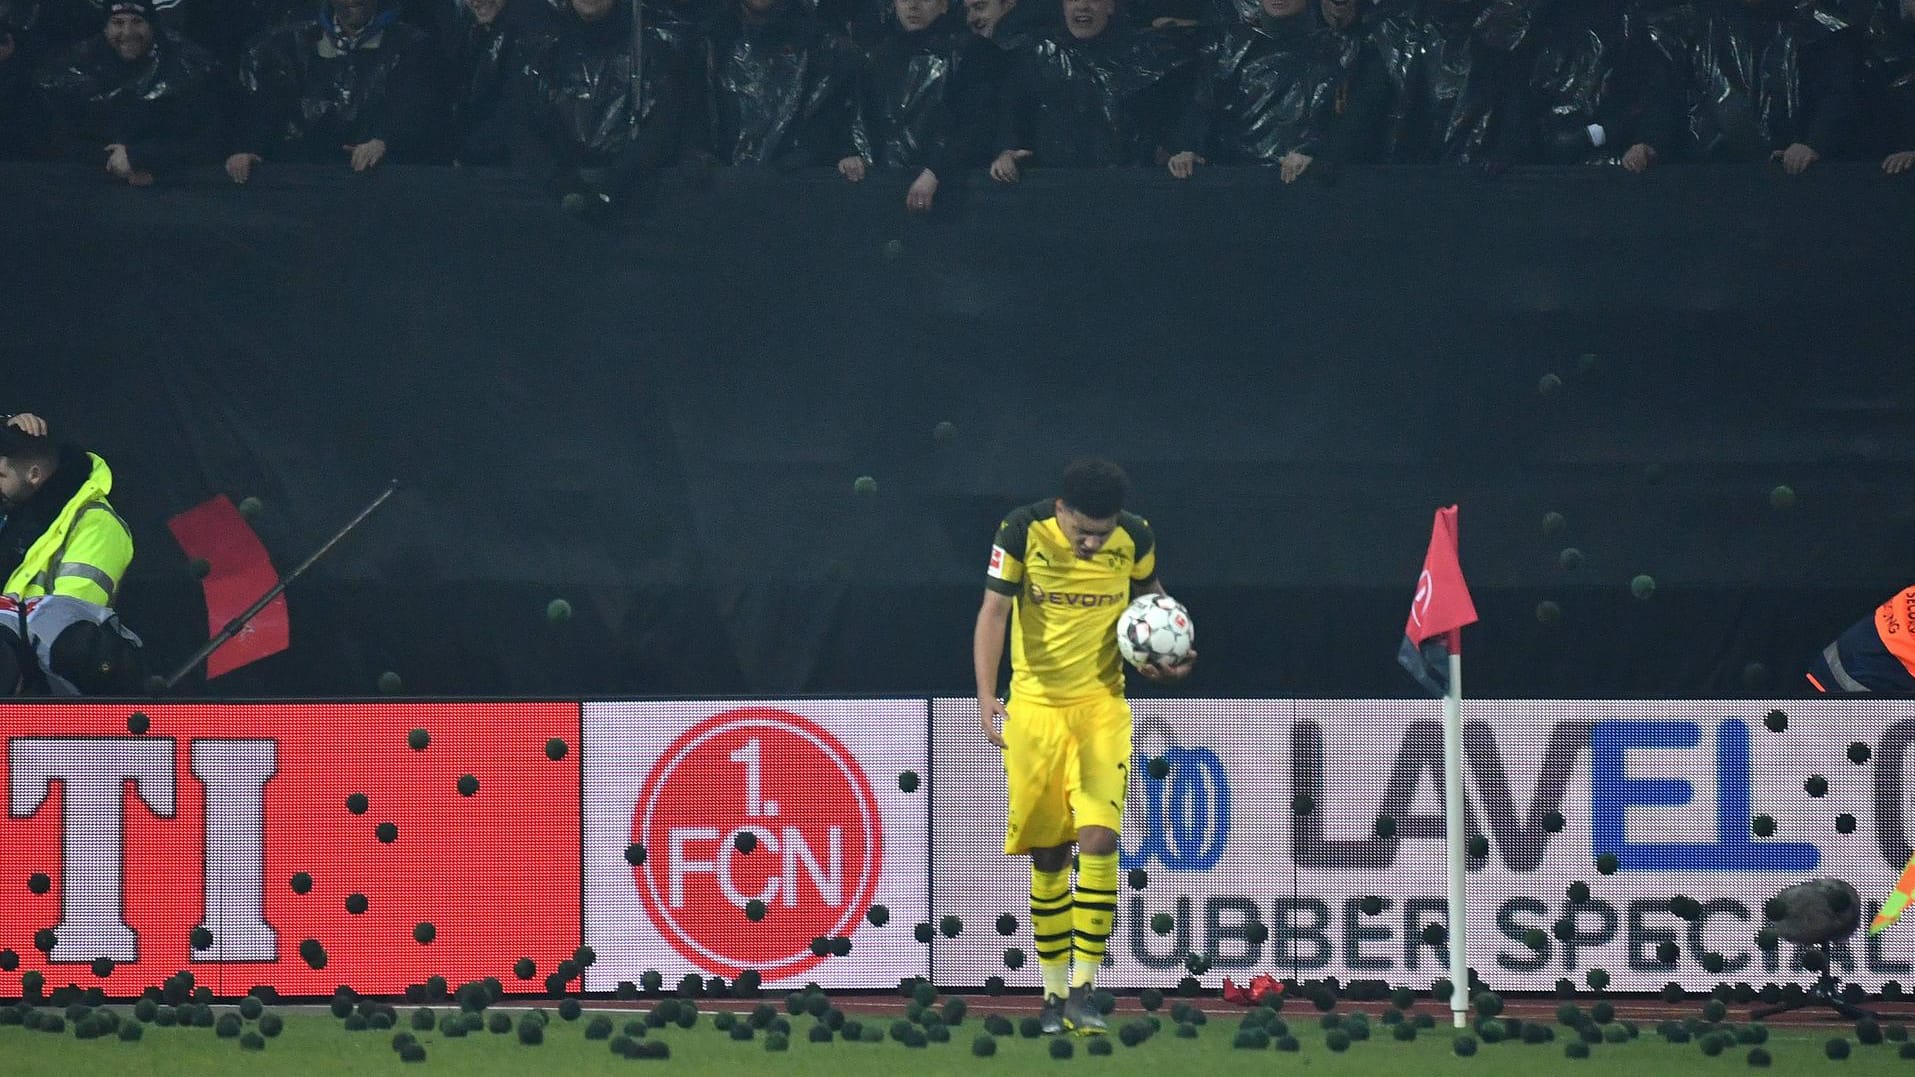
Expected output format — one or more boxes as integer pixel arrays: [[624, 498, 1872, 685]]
[[694, 0, 863, 167], [515, 0, 688, 219], [1164, 0, 1351, 182], [973, 457, 1194, 1037], [1865, 0, 1915, 173], [225, 0, 439, 182], [837, 0, 995, 211], [35, 0, 224, 184], [989, 0, 1196, 179], [0, 413, 144, 697]]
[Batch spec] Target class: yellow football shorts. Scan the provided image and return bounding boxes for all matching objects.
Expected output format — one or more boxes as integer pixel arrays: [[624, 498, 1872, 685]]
[[1001, 693, 1133, 855]]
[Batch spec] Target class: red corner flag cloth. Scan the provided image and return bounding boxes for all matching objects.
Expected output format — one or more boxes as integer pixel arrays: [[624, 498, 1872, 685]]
[[1397, 505, 1478, 696], [167, 495, 289, 679]]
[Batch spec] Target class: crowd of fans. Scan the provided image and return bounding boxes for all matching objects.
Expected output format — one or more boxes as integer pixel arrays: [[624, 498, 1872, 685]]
[[0, 0, 1911, 213]]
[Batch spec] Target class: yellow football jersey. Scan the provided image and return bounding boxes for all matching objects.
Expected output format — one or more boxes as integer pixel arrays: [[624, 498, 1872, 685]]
[[984, 500, 1158, 705]]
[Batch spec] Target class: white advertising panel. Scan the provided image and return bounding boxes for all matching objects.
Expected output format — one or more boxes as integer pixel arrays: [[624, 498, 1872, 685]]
[[929, 698, 1915, 992], [583, 700, 929, 989]]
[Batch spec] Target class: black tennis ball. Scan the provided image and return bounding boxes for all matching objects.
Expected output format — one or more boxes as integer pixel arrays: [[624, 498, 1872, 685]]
[[1849, 742, 1872, 765], [1421, 923, 1447, 947], [514, 958, 535, 980], [1468, 834, 1490, 858], [1148, 756, 1170, 780], [1002, 947, 1025, 970]]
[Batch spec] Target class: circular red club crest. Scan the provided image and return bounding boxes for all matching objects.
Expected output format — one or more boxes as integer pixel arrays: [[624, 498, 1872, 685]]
[[633, 708, 881, 978]]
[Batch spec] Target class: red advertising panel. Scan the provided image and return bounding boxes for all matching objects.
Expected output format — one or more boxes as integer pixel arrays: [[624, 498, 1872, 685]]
[[0, 702, 580, 996]]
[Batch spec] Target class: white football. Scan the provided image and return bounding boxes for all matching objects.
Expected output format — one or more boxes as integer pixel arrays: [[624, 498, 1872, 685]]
[[1116, 594, 1194, 669]]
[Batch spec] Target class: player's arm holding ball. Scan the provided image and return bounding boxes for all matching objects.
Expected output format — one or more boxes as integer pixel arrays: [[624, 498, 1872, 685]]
[[1132, 576, 1197, 683]]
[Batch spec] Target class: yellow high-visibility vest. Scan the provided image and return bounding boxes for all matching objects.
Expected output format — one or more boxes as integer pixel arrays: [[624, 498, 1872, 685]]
[[2, 452, 133, 607]]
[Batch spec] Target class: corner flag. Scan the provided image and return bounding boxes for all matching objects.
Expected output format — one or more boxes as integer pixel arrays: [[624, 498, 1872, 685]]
[[1398, 505, 1478, 695]]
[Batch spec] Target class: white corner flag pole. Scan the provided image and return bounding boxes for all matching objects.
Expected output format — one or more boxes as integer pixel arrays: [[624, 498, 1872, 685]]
[[1444, 648, 1469, 1029]]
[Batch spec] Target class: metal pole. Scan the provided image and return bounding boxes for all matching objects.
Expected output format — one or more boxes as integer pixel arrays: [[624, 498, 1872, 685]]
[[1444, 647, 1469, 1028], [158, 480, 400, 691]]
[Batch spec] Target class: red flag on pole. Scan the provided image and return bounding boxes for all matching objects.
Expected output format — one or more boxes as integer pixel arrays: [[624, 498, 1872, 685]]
[[167, 496, 289, 679], [1398, 505, 1478, 695]]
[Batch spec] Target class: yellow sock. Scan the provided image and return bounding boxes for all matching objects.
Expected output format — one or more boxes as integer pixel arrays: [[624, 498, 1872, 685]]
[[1072, 851, 1117, 988], [1031, 864, 1072, 1000]]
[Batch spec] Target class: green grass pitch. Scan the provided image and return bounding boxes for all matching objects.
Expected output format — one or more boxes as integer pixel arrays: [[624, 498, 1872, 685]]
[[2, 1007, 1910, 1076]]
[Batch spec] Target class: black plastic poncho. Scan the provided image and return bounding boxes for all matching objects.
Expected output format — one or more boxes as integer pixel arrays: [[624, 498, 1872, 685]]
[[995, 23, 1196, 166], [1172, 12, 1353, 162], [696, 1, 862, 167], [848, 19, 995, 171], [515, 0, 690, 180], [1639, 0, 1863, 159], [1862, 0, 1915, 149], [1359, 0, 1531, 162], [34, 28, 224, 169], [235, 9, 438, 159]]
